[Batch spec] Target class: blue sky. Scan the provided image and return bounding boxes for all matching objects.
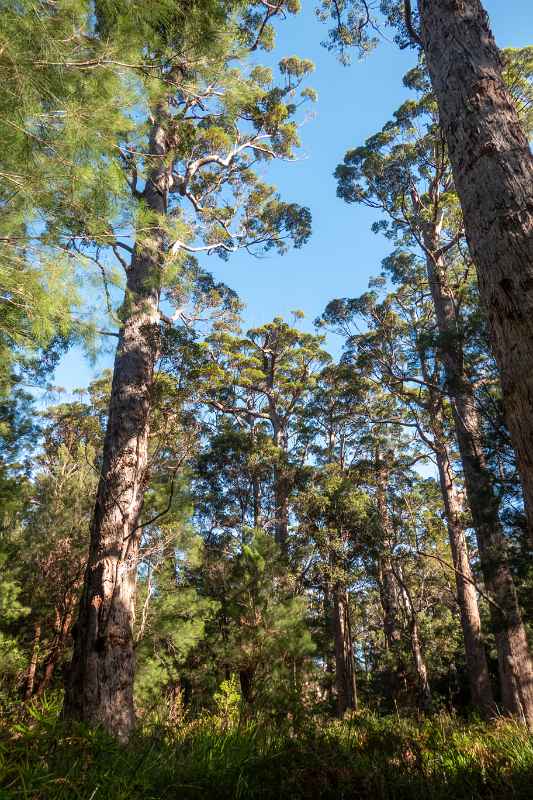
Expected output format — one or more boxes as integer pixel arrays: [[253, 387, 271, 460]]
[[53, 0, 533, 393]]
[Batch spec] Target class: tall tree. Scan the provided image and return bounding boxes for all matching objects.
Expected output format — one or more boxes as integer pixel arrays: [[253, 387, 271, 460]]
[[333, 61, 533, 724], [63, 2, 313, 739]]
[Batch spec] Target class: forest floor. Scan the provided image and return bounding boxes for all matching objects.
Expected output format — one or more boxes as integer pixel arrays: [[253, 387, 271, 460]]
[[1, 699, 532, 799]]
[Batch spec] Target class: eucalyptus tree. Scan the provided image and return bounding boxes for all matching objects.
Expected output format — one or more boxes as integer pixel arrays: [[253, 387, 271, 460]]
[[199, 316, 331, 553], [297, 365, 371, 715], [333, 59, 533, 724], [58, 2, 315, 739], [323, 278, 496, 716], [319, 0, 533, 583]]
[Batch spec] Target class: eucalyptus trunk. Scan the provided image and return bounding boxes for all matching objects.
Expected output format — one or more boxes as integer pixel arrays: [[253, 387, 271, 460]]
[[331, 583, 358, 716], [418, 348, 494, 716], [397, 569, 432, 711], [417, 0, 533, 552], [423, 239, 533, 726], [63, 119, 168, 740], [375, 453, 404, 696]]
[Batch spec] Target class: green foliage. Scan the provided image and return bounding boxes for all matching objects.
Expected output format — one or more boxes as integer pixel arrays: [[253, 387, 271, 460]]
[[1, 704, 533, 799]]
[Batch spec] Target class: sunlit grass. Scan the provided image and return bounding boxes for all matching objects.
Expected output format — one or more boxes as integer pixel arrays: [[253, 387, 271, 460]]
[[0, 696, 532, 799]]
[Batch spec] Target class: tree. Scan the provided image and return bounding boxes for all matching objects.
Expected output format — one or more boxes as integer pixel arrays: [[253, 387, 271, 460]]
[[318, 0, 533, 581], [63, 1, 314, 740], [333, 60, 533, 724]]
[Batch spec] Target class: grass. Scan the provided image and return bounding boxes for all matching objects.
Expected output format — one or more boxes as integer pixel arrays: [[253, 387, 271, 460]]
[[1, 698, 532, 799]]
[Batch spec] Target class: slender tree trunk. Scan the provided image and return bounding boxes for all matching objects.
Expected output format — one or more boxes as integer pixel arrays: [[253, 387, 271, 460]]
[[417, 0, 533, 552], [423, 242, 533, 726], [331, 583, 357, 716], [25, 622, 41, 699], [418, 347, 495, 716], [375, 454, 403, 673], [37, 607, 74, 696], [397, 568, 432, 711], [434, 433, 495, 716], [272, 425, 289, 552], [63, 118, 168, 740]]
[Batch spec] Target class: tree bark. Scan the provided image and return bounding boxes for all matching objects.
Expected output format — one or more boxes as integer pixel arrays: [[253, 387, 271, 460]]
[[418, 343, 495, 716], [396, 567, 432, 711], [37, 607, 74, 696], [417, 0, 533, 551], [63, 118, 168, 740], [422, 239, 533, 726], [331, 583, 357, 716], [433, 420, 495, 716], [25, 622, 41, 699], [375, 452, 405, 698]]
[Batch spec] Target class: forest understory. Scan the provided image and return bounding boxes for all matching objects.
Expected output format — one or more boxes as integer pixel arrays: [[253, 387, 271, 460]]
[[2, 697, 533, 800]]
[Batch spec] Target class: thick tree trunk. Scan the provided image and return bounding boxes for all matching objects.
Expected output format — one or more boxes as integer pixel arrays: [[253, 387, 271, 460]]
[[331, 583, 357, 716], [422, 241, 533, 726], [63, 120, 168, 741], [417, 0, 533, 550]]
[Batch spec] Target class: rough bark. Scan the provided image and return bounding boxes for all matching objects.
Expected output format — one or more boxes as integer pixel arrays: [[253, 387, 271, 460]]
[[331, 583, 357, 716], [422, 238, 533, 726], [417, 0, 533, 550], [63, 118, 168, 740]]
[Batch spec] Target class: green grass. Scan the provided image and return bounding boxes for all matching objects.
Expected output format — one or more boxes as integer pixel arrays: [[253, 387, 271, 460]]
[[1, 699, 532, 799]]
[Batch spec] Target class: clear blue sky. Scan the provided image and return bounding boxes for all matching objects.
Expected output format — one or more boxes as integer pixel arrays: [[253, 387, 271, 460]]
[[53, 0, 533, 393]]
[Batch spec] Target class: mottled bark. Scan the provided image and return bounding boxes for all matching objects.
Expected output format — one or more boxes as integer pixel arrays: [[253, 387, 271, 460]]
[[422, 236, 533, 726], [63, 119, 168, 740], [417, 0, 533, 550], [332, 583, 357, 716]]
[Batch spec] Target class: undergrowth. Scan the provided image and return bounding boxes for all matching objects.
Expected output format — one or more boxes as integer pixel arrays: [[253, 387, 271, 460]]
[[1, 696, 532, 799]]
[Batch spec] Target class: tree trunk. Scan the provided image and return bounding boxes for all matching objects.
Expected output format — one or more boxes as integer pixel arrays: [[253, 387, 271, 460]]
[[417, 0, 533, 550], [418, 345, 495, 716], [332, 584, 357, 716], [422, 240, 533, 726], [433, 427, 495, 716], [272, 425, 290, 552], [25, 622, 41, 699], [63, 118, 168, 741], [397, 567, 432, 711], [375, 454, 403, 659], [37, 607, 74, 696]]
